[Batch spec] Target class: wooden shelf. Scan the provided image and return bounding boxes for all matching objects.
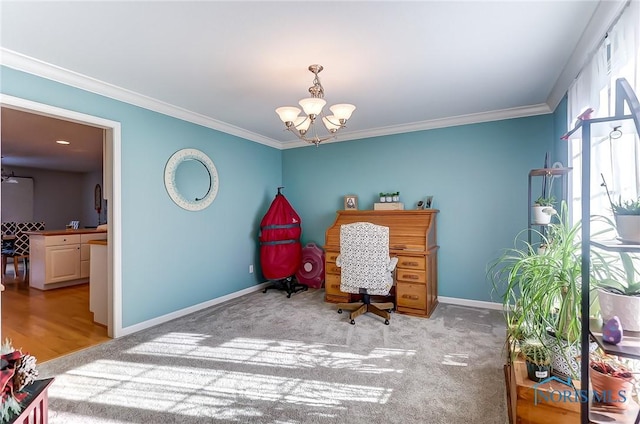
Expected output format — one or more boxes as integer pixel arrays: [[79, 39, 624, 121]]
[[529, 167, 573, 177], [507, 355, 580, 423], [506, 355, 639, 423]]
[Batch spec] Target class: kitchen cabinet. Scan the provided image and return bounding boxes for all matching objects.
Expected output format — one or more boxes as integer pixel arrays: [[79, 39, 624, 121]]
[[28, 229, 107, 290]]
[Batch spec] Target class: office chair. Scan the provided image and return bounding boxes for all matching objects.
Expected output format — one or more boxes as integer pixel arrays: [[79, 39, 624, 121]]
[[336, 222, 397, 325]]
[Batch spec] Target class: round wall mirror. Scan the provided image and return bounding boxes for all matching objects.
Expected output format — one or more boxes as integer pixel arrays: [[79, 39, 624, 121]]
[[164, 148, 219, 211]]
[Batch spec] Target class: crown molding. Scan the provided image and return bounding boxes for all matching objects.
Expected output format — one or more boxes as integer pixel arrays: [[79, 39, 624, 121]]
[[0, 48, 283, 149], [281, 103, 552, 149], [1, 48, 553, 152]]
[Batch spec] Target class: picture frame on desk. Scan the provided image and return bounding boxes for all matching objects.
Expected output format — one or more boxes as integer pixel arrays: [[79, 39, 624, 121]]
[[425, 195, 434, 208], [344, 195, 358, 210]]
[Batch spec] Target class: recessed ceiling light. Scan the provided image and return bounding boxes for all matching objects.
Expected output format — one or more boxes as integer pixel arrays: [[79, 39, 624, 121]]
[[56, 140, 70, 145]]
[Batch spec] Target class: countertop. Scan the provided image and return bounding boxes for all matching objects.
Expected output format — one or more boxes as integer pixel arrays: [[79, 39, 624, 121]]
[[87, 240, 108, 246], [25, 229, 107, 236]]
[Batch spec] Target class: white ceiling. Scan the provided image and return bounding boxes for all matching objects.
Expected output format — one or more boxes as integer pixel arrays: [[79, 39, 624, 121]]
[[0, 1, 626, 170]]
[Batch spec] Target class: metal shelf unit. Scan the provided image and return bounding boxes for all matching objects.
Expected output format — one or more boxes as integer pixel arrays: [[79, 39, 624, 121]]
[[562, 77, 640, 424]]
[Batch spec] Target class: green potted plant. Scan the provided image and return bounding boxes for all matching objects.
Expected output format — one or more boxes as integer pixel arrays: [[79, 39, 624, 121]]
[[594, 248, 640, 331], [489, 202, 605, 378], [534, 196, 555, 207], [602, 176, 640, 243], [610, 196, 640, 243], [588, 212, 640, 331], [532, 170, 557, 225], [532, 196, 557, 225], [520, 338, 551, 382]]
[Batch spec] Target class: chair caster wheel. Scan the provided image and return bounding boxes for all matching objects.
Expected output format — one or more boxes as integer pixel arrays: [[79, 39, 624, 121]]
[[337, 309, 343, 314], [287, 293, 291, 298], [384, 319, 390, 325], [350, 320, 355, 325], [263, 289, 267, 293]]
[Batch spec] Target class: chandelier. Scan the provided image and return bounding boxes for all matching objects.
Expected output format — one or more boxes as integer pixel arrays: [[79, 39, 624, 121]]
[[276, 64, 356, 146]]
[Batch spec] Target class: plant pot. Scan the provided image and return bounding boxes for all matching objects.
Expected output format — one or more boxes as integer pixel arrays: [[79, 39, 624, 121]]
[[526, 360, 551, 382], [532, 205, 556, 225], [545, 333, 598, 379], [590, 367, 634, 409], [598, 288, 640, 331], [615, 214, 640, 243]]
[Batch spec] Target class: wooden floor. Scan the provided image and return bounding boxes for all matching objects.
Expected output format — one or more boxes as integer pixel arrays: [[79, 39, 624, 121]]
[[1, 270, 110, 364]]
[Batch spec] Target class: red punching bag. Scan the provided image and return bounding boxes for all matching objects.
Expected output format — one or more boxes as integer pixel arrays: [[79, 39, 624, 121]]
[[259, 189, 302, 280]]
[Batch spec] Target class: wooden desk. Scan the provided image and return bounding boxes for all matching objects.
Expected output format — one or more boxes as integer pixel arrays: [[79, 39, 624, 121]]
[[324, 209, 439, 317]]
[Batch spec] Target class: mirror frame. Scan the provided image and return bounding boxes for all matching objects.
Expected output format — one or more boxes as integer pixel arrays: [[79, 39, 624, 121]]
[[164, 148, 219, 211]]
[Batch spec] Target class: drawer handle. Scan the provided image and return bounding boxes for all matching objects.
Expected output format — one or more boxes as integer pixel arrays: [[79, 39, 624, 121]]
[[331, 284, 340, 289], [402, 261, 419, 267], [402, 274, 419, 280], [402, 294, 419, 300]]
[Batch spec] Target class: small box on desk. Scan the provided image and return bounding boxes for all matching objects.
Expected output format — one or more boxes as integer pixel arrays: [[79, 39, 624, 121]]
[[374, 202, 404, 210]]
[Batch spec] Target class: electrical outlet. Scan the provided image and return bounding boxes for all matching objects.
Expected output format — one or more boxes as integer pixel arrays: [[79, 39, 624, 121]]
[[249, 265, 254, 274]]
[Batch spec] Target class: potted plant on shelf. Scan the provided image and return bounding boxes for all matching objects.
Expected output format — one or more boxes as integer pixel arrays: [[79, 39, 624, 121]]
[[531, 164, 558, 225], [489, 202, 605, 378], [520, 338, 551, 382], [590, 350, 635, 409], [602, 175, 640, 243], [532, 195, 557, 225], [610, 197, 640, 243], [594, 249, 640, 332]]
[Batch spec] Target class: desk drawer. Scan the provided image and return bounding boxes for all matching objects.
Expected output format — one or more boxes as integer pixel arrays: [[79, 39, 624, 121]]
[[326, 251, 339, 263], [324, 273, 345, 296], [396, 283, 427, 311], [396, 269, 426, 284], [396, 255, 426, 270], [44, 234, 81, 246], [325, 263, 341, 275]]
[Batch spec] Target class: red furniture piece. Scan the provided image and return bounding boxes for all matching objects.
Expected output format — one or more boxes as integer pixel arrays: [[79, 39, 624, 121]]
[[11, 378, 54, 424]]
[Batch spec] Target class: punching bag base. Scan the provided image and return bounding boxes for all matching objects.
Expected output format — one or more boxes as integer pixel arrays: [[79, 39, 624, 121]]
[[263, 276, 309, 298]]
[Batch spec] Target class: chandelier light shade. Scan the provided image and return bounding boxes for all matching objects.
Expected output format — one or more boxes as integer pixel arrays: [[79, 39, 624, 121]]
[[276, 64, 356, 146]]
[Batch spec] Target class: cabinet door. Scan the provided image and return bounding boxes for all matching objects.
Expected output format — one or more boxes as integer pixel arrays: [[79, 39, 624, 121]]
[[45, 245, 81, 284]]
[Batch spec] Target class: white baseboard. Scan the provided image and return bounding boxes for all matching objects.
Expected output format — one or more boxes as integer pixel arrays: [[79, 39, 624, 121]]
[[119, 282, 270, 337], [439, 296, 503, 311]]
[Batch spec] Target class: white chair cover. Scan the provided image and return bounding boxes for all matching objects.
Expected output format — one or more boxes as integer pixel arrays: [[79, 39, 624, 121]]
[[336, 222, 397, 296]]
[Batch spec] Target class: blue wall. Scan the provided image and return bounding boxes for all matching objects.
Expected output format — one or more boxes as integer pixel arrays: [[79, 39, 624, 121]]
[[1, 66, 282, 327], [282, 115, 555, 302], [1, 64, 562, 320]]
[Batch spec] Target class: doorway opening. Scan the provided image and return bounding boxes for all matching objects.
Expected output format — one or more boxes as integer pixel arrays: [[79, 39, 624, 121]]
[[0, 94, 122, 352]]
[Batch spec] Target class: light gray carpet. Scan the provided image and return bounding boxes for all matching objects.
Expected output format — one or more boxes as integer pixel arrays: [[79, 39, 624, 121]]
[[38, 288, 508, 423]]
